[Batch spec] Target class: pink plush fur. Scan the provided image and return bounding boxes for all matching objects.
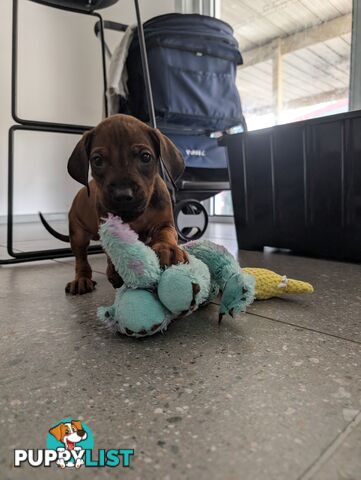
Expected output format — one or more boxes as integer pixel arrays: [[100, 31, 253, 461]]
[[127, 260, 145, 276], [103, 214, 138, 244]]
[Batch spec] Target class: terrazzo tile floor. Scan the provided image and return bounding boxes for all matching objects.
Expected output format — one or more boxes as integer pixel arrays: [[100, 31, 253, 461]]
[[0, 221, 360, 480]]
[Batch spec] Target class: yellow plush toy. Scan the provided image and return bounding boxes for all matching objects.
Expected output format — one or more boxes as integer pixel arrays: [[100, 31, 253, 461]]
[[243, 268, 314, 300]]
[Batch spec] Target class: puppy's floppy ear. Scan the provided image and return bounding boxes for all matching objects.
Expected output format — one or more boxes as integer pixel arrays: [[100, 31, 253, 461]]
[[149, 128, 185, 183], [49, 423, 65, 442], [67, 129, 94, 192], [71, 420, 83, 431]]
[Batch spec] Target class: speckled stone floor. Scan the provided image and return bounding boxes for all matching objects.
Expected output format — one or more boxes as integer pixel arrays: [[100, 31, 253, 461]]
[[1, 221, 360, 480]]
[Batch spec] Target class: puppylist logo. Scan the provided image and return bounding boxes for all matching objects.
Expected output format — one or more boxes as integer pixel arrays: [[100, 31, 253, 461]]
[[14, 418, 134, 469]]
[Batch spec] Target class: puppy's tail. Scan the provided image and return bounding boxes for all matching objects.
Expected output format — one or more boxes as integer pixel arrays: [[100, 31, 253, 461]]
[[38, 212, 70, 243]]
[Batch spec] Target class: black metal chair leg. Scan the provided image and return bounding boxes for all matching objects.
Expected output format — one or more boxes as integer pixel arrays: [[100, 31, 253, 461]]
[[1, 0, 173, 265], [0, 125, 104, 266], [1, 0, 108, 265], [11, 0, 106, 129]]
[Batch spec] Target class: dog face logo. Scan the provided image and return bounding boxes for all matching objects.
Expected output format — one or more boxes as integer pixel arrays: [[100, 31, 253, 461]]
[[47, 418, 92, 468], [49, 420, 87, 451]]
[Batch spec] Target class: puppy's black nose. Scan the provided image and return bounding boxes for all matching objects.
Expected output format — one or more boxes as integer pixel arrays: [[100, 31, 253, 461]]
[[77, 429, 86, 438], [109, 186, 134, 203]]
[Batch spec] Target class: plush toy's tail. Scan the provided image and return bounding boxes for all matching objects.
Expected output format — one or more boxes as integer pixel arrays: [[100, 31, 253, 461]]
[[283, 278, 314, 295], [243, 267, 314, 300]]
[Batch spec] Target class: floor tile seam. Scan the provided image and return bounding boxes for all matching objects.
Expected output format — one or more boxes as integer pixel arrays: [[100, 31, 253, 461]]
[[209, 302, 361, 345], [247, 311, 361, 346], [297, 411, 361, 480]]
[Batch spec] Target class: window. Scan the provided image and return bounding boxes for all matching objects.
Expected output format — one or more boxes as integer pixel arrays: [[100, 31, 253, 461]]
[[208, 191, 234, 216], [220, 0, 353, 130], [181, 1, 359, 218]]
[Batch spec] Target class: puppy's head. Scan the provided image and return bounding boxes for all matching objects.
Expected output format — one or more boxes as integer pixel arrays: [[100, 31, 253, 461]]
[[49, 420, 87, 447], [67, 114, 184, 222]]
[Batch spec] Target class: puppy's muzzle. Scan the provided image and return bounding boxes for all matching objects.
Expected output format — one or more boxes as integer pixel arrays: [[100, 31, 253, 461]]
[[105, 184, 146, 220], [108, 185, 135, 204]]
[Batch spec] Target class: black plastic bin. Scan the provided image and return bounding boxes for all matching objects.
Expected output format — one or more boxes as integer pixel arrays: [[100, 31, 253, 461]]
[[220, 110, 361, 262]]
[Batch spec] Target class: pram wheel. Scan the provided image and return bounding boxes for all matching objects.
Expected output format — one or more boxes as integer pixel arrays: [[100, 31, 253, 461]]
[[174, 199, 208, 242]]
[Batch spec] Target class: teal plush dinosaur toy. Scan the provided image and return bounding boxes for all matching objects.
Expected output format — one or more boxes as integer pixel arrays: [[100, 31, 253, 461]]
[[97, 215, 255, 337]]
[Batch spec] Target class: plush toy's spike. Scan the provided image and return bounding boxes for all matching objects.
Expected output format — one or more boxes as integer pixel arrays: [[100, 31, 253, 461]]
[[184, 240, 238, 290], [99, 215, 161, 289], [243, 267, 314, 300]]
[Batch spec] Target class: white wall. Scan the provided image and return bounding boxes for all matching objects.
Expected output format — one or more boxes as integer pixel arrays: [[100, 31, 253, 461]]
[[0, 0, 175, 218]]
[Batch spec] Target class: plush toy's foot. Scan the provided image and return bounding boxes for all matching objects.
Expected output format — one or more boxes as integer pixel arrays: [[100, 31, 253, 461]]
[[218, 308, 235, 324], [98, 306, 117, 332], [99, 289, 175, 338], [158, 256, 210, 315], [218, 272, 255, 322]]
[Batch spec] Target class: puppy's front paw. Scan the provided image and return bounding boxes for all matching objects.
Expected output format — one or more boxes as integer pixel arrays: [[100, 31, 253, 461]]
[[65, 277, 97, 295], [152, 243, 188, 267]]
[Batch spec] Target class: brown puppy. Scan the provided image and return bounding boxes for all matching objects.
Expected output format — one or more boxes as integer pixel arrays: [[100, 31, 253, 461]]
[[66, 114, 188, 295]]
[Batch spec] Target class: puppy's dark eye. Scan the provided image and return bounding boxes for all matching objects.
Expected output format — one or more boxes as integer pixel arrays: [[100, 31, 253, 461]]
[[140, 152, 152, 163], [91, 154, 104, 168]]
